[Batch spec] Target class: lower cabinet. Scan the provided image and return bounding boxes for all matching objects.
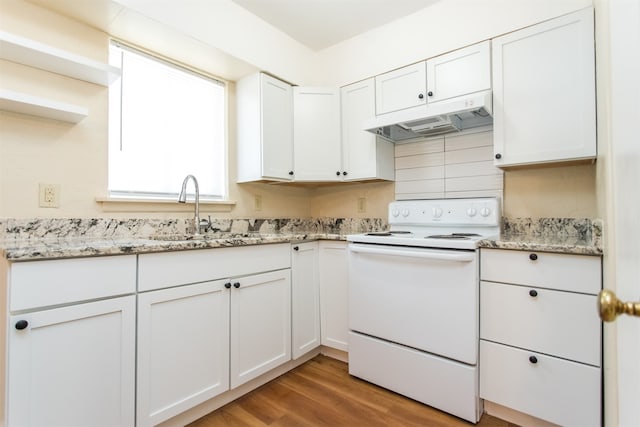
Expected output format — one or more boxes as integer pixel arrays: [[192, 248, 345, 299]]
[[291, 242, 321, 359], [7, 295, 136, 427], [318, 241, 349, 351]]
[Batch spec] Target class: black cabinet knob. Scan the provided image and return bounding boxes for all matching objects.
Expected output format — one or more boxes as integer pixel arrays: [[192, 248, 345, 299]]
[[427, 91, 433, 97], [529, 289, 538, 297], [233, 282, 240, 289], [529, 253, 538, 261], [418, 93, 424, 99], [343, 171, 348, 176], [336, 171, 340, 176], [529, 355, 538, 364], [288, 171, 294, 176], [15, 320, 28, 330], [293, 246, 299, 251], [495, 153, 502, 159], [224, 282, 231, 289]]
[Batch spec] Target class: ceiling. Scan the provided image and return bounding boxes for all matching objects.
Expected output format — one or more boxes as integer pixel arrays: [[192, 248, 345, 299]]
[[230, 0, 440, 51]]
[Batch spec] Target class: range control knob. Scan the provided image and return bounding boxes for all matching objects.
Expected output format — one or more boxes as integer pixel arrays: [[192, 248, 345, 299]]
[[401, 209, 410, 217], [467, 208, 477, 217], [480, 207, 491, 217], [432, 207, 443, 218], [391, 209, 400, 217]]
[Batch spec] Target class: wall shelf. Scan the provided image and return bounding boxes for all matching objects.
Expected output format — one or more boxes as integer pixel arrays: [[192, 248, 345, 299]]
[[0, 89, 88, 123], [0, 31, 121, 86]]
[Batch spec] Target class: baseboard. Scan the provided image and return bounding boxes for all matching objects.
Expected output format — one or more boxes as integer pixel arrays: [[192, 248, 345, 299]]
[[320, 345, 348, 363], [483, 401, 560, 427]]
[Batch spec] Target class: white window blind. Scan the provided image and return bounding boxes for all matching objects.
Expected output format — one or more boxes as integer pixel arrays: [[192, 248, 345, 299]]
[[108, 41, 226, 200]]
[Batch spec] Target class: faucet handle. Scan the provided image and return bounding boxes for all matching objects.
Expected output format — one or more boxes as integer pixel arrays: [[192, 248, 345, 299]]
[[199, 215, 212, 233]]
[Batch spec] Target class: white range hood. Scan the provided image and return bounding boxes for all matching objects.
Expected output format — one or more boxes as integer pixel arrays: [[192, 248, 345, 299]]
[[363, 90, 493, 142]]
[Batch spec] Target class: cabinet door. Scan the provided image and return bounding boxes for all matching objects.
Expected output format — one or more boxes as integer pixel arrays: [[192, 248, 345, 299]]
[[341, 79, 394, 181], [293, 87, 342, 181], [7, 296, 136, 427], [230, 269, 291, 388], [375, 62, 426, 115], [492, 7, 596, 166], [291, 242, 320, 359], [261, 73, 294, 179], [318, 241, 349, 351], [136, 281, 230, 427], [426, 41, 491, 103]]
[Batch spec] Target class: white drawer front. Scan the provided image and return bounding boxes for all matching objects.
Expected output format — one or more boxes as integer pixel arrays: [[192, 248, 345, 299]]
[[480, 340, 601, 427], [10, 255, 136, 312], [480, 248, 601, 294], [138, 244, 290, 291], [480, 281, 600, 366]]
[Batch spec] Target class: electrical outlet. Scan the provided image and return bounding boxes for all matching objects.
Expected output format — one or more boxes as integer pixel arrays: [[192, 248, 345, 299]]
[[39, 183, 60, 208], [357, 197, 367, 213], [254, 195, 263, 211]]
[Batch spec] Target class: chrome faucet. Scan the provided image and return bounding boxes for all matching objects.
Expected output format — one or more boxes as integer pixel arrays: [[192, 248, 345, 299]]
[[178, 175, 211, 235]]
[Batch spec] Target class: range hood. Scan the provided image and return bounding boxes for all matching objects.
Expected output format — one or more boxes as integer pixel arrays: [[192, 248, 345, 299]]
[[363, 90, 493, 142]]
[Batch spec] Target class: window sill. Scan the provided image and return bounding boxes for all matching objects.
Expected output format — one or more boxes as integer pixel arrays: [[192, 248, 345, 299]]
[[95, 196, 236, 213]]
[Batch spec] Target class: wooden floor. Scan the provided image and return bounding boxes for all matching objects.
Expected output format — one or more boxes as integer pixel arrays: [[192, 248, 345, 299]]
[[188, 355, 518, 427]]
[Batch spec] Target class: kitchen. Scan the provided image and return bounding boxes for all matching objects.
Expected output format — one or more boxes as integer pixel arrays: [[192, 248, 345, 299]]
[[0, 0, 638, 426]]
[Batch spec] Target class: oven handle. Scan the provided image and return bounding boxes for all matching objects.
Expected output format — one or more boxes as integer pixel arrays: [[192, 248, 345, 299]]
[[349, 245, 475, 262]]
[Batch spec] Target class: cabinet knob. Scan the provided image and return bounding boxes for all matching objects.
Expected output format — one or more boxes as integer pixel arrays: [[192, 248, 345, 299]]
[[495, 153, 502, 160], [288, 171, 294, 176], [336, 171, 341, 176], [529, 253, 538, 261], [529, 355, 538, 364], [15, 320, 28, 330], [224, 282, 231, 289], [342, 171, 348, 176], [427, 91, 433, 97], [293, 246, 299, 251], [233, 282, 240, 289], [529, 289, 538, 297], [418, 93, 424, 99]]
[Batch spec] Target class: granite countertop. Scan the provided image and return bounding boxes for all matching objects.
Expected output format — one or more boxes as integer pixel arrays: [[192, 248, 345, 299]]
[[478, 233, 602, 256]]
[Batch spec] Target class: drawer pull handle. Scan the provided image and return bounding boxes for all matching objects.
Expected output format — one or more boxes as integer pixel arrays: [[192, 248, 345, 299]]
[[529, 355, 538, 364], [15, 320, 28, 330], [529, 253, 538, 261], [529, 289, 538, 297]]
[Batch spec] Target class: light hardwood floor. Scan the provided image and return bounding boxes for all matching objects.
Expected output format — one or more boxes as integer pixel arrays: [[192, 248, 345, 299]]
[[188, 355, 518, 427]]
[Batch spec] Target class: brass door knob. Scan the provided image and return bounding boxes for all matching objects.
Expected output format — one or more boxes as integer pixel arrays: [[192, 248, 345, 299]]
[[598, 289, 640, 322]]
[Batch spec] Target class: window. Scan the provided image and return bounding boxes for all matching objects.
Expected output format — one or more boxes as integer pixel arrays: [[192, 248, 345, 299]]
[[108, 41, 226, 200]]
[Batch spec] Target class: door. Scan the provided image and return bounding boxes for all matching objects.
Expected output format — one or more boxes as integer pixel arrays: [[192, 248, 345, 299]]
[[375, 62, 426, 115], [261, 73, 294, 180], [136, 280, 230, 427], [319, 241, 349, 351], [7, 296, 136, 427], [604, 1, 640, 426], [230, 269, 291, 388], [291, 242, 320, 359], [293, 87, 341, 181]]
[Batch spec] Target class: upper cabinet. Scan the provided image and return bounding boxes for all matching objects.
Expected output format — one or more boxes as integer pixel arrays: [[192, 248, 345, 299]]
[[426, 41, 491, 104], [375, 62, 426, 115], [492, 8, 596, 167], [341, 79, 394, 181], [237, 73, 294, 182], [293, 86, 342, 181]]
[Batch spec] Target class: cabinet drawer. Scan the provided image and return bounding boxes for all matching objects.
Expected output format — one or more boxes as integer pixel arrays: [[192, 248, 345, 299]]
[[138, 243, 290, 291], [480, 281, 600, 366], [480, 340, 601, 427], [10, 255, 136, 311], [480, 248, 601, 294]]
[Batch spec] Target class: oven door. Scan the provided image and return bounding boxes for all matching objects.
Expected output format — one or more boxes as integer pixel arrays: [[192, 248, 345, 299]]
[[348, 243, 479, 365]]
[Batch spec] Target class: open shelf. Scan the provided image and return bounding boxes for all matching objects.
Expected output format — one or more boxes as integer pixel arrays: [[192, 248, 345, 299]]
[[0, 31, 121, 86], [0, 89, 88, 123]]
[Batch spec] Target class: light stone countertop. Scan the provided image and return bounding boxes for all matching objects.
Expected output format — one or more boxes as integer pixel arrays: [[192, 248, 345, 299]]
[[478, 233, 602, 256]]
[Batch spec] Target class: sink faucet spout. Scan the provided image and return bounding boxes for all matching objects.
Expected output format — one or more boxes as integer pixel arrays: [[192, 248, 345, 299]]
[[178, 175, 209, 235]]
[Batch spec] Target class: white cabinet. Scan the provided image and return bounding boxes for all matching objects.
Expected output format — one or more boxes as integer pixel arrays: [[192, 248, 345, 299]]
[[237, 73, 294, 182], [318, 241, 349, 351], [4, 256, 137, 427], [136, 281, 230, 427], [291, 242, 321, 359], [492, 7, 596, 167], [479, 248, 602, 426], [341, 79, 394, 181], [426, 41, 491, 104], [375, 62, 427, 115], [293, 87, 342, 181], [230, 269, 292, 388]]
